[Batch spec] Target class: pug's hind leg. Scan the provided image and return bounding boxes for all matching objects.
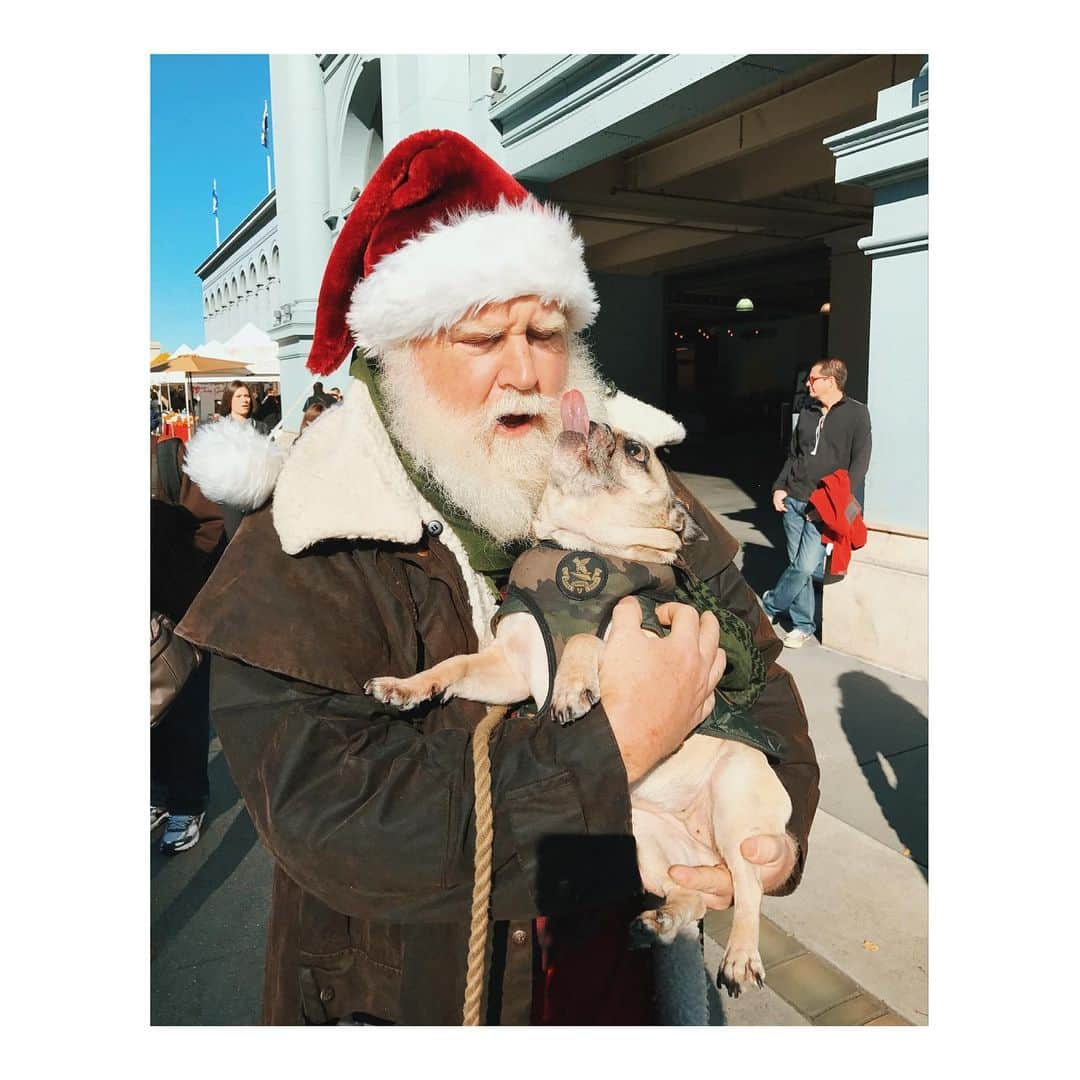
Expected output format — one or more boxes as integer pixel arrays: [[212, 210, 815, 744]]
[[716, 843, 766, 997], [551, 634, 604, 725]]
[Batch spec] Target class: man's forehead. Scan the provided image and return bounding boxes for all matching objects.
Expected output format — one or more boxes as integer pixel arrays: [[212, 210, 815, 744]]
[[453, 301, 567, 334]]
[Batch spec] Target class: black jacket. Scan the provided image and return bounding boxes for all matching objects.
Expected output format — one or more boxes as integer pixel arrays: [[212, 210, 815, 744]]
[[774, 396, 872, 503]]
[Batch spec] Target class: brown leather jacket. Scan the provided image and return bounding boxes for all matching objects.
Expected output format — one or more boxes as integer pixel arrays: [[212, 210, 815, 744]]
[[175, 390, 819, 1026]]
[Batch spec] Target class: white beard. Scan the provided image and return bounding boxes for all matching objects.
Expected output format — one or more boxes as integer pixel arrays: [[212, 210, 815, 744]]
[[378, 335, 610, 544]]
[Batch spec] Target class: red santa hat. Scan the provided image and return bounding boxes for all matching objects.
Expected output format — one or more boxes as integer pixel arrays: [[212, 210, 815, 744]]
[[306, 129, 600, 376]]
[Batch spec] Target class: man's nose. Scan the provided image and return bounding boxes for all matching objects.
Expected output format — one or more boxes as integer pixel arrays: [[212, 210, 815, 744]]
[[496, 333, 540, 391]]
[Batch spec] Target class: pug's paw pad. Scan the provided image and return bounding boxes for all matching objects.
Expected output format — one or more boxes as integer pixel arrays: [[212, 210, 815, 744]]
[[363, 676, 442, 709], [719, 944, 765, 997]]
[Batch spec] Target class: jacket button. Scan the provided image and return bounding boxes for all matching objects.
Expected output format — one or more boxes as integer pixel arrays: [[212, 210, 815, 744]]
[[319, 986, 335, 1003], [426, 520, 443, 537], [511, 929, 528, 946]]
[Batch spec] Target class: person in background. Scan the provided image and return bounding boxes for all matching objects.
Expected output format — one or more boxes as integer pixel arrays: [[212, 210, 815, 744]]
[[763, 357, 872, 648], [151, 391, 162, 435], [303, 381, 333, 411], [208, 381, 270, 538], [220, 381, 269, 432], [151, 435, 227, 853], [255, 384, 282, 428], [328, 387, 343, 404]]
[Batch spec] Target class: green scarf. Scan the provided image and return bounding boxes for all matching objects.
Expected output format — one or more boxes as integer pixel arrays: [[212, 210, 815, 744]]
[[349, 350, 527, 587]]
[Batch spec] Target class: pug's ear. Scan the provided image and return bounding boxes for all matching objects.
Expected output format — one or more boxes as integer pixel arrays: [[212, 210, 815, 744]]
[[669, 498, 707, 543]]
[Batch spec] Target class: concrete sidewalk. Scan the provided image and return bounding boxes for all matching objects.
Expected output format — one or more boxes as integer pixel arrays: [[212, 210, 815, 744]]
[[150, 471, 928, 1026]]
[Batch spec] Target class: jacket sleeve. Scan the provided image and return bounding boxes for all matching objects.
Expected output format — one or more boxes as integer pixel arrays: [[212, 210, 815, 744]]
[[209, 656, 642, 926], [848, 406, 872, 499], [773, 417, 799, 493]]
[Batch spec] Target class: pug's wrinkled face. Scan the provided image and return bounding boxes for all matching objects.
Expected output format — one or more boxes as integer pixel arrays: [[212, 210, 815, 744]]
[[532, 390, 704, 561]]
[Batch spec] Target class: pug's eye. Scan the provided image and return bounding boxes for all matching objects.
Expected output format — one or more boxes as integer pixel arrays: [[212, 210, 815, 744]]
[[623, 439, 647, 464]]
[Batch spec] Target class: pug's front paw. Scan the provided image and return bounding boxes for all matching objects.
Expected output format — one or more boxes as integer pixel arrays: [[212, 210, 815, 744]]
[[550, 680, 599, 726], [363, 675, 445, 709]]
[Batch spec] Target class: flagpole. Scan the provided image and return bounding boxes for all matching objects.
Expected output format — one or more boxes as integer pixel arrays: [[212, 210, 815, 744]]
[[212, 177, 220, 248], [261, 100, 272, 195]]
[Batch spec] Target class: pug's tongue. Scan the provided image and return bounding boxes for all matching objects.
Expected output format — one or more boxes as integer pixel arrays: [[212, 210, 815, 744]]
[[561, 389, 590, 436]]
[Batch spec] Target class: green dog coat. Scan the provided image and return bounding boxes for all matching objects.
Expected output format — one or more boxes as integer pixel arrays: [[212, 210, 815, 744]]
[[491, 542, 784, 760]]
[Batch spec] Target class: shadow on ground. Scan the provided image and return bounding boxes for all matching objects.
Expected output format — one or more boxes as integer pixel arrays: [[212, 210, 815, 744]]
[[151, 747, 258, 957], [838, 672, 928, 878]]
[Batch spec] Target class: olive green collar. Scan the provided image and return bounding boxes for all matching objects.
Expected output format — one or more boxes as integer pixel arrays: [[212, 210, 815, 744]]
[[349, 349, 526, 577]]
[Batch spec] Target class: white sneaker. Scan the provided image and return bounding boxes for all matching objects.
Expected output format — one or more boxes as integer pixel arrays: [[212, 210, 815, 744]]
[[159, 812, 205, 855], [782, 629, 815, 649]]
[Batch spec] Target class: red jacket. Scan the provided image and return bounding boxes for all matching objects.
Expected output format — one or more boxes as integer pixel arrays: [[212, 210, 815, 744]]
[[809, 469, 867, 577]]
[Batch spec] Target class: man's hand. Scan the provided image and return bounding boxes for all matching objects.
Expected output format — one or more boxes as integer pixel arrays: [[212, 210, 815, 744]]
[[668, 833, 797, 909], [772, 489, 788, 513], [600, 597, 726, 784]]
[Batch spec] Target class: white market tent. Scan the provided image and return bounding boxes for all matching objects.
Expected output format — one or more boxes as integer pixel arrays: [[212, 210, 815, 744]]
[[221, 323, 280, 376]]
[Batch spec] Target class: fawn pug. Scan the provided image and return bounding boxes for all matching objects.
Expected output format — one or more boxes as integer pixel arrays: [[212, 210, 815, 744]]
[[365, 389, 791, 996]]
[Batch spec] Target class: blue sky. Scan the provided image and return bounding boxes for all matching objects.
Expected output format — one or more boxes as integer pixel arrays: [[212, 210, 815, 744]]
[[151, 54, 271, 352]]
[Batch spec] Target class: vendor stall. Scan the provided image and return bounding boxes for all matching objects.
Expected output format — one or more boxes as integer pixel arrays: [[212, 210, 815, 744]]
[[149, 348, 251, 434]]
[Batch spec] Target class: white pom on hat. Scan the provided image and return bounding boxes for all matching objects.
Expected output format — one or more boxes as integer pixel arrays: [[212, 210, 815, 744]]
[[182, 420, 287, 512]]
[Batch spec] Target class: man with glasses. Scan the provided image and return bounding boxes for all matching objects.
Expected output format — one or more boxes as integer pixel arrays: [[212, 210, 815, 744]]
[[762, 358, 872, 648]]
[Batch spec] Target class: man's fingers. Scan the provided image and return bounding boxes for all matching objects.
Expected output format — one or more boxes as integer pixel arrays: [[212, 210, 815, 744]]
[[741, 834, 797, 891], [741, 834, 787, 865], [607, 596, 643, 639], [707, 646, 727, 693], [697, 609, 720, 664], [669, 863, 731, 893], [654, 601, 701, 640], [699, 691, 716, 723]]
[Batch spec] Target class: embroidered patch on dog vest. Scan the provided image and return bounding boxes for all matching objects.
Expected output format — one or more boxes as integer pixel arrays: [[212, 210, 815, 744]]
[[556, 551, 609, 601]]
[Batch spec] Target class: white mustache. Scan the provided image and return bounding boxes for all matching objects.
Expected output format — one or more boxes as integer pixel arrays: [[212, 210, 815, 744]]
[[486, 392, 557, 423]]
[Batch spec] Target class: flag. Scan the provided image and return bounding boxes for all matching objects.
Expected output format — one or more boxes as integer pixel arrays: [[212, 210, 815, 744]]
[[261, 100, 269, 148], [211, 179, 219, 216]]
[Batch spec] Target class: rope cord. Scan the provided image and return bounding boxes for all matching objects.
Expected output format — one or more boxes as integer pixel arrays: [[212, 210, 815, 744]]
[[462, 705, 507, 1026]]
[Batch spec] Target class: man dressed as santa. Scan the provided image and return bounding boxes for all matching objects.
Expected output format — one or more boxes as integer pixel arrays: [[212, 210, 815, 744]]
[[179, 130, 819, 1026]]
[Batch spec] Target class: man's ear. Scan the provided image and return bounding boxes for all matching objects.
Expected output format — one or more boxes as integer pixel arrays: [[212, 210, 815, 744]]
[[669, 498, 707, 543]]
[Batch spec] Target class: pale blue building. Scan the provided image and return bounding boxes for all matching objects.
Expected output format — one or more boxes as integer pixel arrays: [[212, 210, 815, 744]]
[[196, 53, 928, 676]]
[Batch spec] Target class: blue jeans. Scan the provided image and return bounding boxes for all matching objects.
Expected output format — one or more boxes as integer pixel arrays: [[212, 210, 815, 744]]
[[763, 497, 825, 635]]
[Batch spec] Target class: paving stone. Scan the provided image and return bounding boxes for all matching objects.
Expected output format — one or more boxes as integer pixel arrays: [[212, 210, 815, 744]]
[[814, 993, 889, 1026], [759, 917, 807, 967], [865, 1012, 913, 1026], [766, 952, 860, 1018], [703, 934, 810, 1026], [702, 907, 733, 940]]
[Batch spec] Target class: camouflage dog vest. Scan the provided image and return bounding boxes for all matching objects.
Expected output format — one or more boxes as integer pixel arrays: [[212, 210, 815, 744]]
[[491, 542, 784, 759]]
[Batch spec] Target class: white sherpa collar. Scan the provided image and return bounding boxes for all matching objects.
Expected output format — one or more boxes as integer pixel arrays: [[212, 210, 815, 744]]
[[269, 382, 685, 646], [346, 198, 599, 354]]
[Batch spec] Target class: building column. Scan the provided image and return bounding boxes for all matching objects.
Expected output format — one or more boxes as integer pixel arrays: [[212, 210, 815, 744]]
[[822, 64, 928, 678], [825, 225, 872, 405], [269, 54, 332, 429]]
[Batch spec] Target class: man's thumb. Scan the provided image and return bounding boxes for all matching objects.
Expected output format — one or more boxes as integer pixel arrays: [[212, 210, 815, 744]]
[[742, 834, 785, 864]]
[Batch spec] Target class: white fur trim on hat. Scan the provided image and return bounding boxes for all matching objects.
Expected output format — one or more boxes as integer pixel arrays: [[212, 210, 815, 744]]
[[182, 420, 288, 512], [346, 198, 599, 352]]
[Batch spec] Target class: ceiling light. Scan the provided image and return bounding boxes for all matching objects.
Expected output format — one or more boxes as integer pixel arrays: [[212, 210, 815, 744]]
[[820, 301, 831, 315], [736, 297, 754, 313]]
